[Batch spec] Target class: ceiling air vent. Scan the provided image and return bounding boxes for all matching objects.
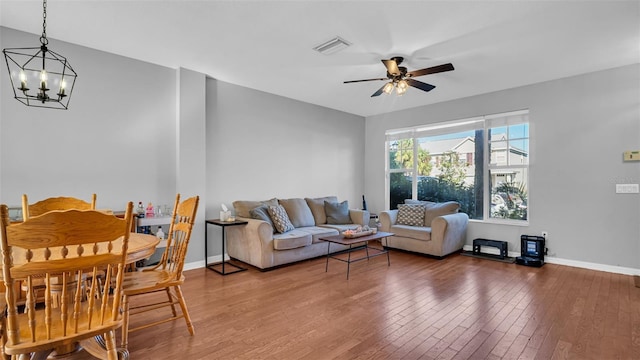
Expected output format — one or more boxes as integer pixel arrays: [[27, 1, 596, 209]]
[[313, 36, 351, 55]]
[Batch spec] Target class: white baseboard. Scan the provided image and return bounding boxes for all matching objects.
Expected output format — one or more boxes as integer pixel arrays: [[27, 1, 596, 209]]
[[183, 254, 229, 272], [462, 245, 640, 276], [185, 248, 640, 276]]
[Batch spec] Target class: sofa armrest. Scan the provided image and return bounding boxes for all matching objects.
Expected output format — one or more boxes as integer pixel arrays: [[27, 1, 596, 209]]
[[349, 209, 370, 226], [225, 217, 275, 269], [430, 212, 469, 256], [379, 210, 398, 232]]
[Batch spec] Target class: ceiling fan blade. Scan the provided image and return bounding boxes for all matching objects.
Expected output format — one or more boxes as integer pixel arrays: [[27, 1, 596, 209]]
[[344, 78, 387, 84], [371, 85, 386, 97], [407, 63, 455, 78], [382, 59, 401, 76], [407, 78, 436, 92]]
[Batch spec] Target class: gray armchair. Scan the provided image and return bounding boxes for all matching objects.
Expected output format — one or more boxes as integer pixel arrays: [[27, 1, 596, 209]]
[[379, 201, 468, 258]]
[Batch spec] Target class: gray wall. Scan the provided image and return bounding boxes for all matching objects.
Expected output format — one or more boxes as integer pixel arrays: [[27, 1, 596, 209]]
[[365, 64, 640, 270], [1, 26, 366, 267], [0, 27, 177, 210], [204, 79, 366, 261]]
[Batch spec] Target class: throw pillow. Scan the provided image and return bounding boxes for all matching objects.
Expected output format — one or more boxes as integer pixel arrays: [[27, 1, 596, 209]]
[[267, 205, 295, 233], [278, 198, 315, 227], [305, 196, 338, 225], [324, 200, 351, 224], [249, 205, 276, 233], [396, 204, 425, 226], [233, 198, 278, 218]]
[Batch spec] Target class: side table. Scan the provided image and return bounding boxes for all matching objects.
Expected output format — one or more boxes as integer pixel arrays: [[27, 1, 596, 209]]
[[205, 219, 248, 275]]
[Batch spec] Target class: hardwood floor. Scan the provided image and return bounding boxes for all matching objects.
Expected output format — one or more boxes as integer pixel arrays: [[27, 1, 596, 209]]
[[69, 250, 640, 359]]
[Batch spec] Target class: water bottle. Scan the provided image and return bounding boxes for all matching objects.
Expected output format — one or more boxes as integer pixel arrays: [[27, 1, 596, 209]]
[[136, 201, 145, 233], [137, 202, 145, 218]]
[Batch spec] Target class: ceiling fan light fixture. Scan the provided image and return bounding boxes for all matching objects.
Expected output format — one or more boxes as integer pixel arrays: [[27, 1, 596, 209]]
[[396, 79, 408, 96], [382, 82, 394, 94], [313, 36, 351, 55]]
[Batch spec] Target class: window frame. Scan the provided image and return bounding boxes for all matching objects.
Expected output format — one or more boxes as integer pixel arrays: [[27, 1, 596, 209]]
[[385, 110, 529, 225]]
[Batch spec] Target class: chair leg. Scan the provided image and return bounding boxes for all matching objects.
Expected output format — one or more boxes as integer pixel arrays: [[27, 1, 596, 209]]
[[120, 295, 130, 349], [173, 285, 194, 335], [165, 288, 177, 317], [103, 330, 118, 360]]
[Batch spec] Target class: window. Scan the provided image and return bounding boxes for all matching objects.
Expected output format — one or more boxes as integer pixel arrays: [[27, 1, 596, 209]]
[[386, 110, 529, 223]]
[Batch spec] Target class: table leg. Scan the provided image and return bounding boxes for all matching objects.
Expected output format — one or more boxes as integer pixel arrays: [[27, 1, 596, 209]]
[[325, 242, 330, 272], [385, 237, 390, 266], [347, 244, 352, 279], [204, 222, 208, 267]]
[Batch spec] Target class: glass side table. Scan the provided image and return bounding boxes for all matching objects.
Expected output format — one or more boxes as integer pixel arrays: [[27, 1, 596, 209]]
[[205, 219, 248, 275]]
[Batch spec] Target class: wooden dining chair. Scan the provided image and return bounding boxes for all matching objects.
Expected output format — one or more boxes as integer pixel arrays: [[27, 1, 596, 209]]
[[21, 194, 100, 307], [0, 203, 134, 360], [121, 194, 199, 350], [21, 193, 97, 221]]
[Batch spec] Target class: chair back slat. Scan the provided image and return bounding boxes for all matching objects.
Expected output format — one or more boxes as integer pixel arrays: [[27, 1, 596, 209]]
[[160, 195, 199, 279], [0, 202, 133, 356], [22, 194, 97, 221]]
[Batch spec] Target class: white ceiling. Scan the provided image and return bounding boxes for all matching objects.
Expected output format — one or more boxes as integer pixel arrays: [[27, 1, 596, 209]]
[[1, 1, 639, 117]]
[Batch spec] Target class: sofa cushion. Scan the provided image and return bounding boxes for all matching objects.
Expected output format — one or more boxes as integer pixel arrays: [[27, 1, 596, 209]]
[[404, 199, 460, 226], [268, 205, 295, 233], [249, 205, 276, 234], [424, 201, 460, 226], [325, 200, 351, 224], [390, 224, 432, 241], [233, 198, 278, 218], [305, 196, 338, 225], [295, 226, 339, 244], [396, 204, 425, 226], [278, 198, 315, 228], [273, 230, 312, 250]]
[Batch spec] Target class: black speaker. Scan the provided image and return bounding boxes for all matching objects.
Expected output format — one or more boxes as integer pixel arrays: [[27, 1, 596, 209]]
[[516, 235, 545, 267]]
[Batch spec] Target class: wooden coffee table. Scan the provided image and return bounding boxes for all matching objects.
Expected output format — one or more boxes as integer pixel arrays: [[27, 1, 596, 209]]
[[319, 231, 394, 279]]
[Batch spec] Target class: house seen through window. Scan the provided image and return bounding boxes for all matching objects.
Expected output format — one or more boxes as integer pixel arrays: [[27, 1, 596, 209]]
[[386, 110, 529, 223]]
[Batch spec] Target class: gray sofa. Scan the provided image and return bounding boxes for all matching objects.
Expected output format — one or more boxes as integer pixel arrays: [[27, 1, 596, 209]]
[[379, 200, 468, 258], [226, 196, 369, 270]]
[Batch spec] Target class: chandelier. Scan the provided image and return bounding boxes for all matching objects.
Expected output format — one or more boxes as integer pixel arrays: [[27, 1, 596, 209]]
[[3, 0, 77, 110]]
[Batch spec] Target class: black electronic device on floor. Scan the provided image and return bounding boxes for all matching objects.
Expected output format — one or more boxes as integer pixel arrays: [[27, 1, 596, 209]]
[[516, 235, 545, 267]]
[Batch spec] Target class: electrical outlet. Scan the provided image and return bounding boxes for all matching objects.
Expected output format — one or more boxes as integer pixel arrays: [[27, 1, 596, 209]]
[[541, 231, 548, 238]]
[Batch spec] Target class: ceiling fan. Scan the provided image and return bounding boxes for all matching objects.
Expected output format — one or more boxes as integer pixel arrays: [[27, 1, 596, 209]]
[[344, 57, 454, 97]]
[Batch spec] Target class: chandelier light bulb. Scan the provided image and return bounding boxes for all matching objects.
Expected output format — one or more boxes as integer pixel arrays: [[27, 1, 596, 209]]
[[58, 79, 67, 97], [39, 70, 48, 90], [18, 70, 28, 91], [383, 82, 394, 94]]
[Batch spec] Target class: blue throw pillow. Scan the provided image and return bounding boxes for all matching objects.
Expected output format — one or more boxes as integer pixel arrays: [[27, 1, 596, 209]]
[[250, 205, 276, 233], [324, 200, 351, 224]]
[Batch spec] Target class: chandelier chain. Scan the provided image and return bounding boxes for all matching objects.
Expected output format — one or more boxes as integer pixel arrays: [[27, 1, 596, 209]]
[[40, 0, 48, 46]]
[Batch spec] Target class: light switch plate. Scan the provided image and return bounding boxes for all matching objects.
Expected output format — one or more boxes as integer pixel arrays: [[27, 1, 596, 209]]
[[616, 184, 640, 193], [623, 151, 640, 161]]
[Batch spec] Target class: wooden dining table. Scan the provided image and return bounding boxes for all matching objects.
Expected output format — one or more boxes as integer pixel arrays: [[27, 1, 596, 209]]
[[3, 232, 160, 270], [125, 233, 161, 265]]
